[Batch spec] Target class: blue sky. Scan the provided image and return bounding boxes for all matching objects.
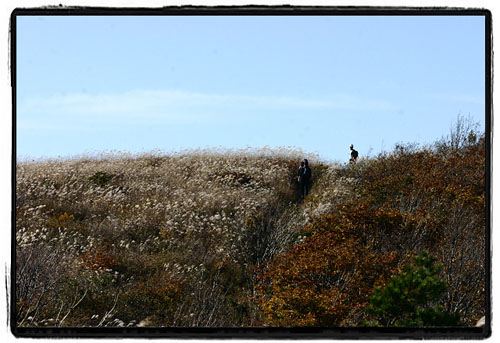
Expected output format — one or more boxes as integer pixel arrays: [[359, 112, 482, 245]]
[[16, 15, 486, 162]]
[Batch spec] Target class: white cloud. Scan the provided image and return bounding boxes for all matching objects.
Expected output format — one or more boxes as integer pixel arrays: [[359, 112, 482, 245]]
[[18, 88, 399, 130], [428, 93, 485, 105]]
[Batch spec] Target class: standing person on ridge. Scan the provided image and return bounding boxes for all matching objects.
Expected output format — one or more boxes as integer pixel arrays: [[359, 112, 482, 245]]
[[300, 159, 311, 198], [349, 144, 358, 163]]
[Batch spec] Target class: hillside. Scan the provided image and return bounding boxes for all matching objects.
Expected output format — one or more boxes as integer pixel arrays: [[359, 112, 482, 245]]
[[15, 133, 486, 327]]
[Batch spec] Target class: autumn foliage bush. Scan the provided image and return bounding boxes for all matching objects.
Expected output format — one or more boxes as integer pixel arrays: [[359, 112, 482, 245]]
[[256, 210, 399, 326], [256, 124, 486, 327]]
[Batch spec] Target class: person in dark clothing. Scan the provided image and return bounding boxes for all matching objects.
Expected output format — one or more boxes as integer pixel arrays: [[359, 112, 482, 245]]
[[349, 144, 358, 163], [299, 159, 311, 197]]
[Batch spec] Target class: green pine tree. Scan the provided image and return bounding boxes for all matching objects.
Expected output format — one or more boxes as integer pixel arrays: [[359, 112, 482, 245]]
[[365, 251, 461, 327]]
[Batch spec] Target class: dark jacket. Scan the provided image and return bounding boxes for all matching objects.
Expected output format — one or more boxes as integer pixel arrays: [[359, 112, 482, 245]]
[[303, 165, 311, 182], [350, 149, 358, 161]]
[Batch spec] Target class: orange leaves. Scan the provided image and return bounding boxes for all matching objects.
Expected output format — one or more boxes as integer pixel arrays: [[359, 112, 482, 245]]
[[256, 210, 399, 326], [257, 136, 485, 327], [245, 216, 258, 228], [81, 248, 117, 273], [47, 211, 75, 229], [352, 139, 485, 219]]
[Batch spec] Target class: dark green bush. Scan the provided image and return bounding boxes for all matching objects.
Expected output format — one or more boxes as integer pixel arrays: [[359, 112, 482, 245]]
[[365, 251, 462, 327], [89, 171, 114, 187]]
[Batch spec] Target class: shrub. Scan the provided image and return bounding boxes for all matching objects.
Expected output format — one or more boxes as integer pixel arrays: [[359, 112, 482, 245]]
[[256, 124, 485, 327], [255, 210, 400, 327], [88, 171, 114, 187], [365, 251, 462, 327]]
